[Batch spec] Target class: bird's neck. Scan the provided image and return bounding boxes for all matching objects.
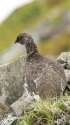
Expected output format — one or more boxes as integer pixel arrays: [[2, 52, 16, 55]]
[[25, 39, 39, 57]]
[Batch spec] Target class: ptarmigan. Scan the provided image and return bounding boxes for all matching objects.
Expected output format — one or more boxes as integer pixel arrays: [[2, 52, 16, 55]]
[[15, 33, 66, 99]]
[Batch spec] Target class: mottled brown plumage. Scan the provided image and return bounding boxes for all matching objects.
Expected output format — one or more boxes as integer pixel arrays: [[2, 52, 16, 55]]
[[15, 33, 66, 99]]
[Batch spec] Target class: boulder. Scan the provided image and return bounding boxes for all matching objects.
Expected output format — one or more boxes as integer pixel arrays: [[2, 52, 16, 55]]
[[10, 83, 40, 116], [57, 52, 70, 70], [64, 70, 70, 82], [0, 114, 17, 125], [57, 52, 70, 82], [10, 92, 33, 116], [64, 70, 70, 91], [57, 52, 70, 92], [57, 52, 69, 69], [0, 56, 25, 119], [68, 52, 70, 69]]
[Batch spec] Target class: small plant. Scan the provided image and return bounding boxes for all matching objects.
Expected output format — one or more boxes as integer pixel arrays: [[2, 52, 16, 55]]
[[17, 95, 70, 125]]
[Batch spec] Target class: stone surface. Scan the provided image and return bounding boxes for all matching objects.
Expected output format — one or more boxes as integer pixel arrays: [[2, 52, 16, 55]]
[[57, 52, 70, 86], [10, 84, 34, 116], [0, 56, 25, 119], [68, 52, 70, 69], [64, 69, 70, 91], [57, 52, 70, 70], [57, 52, 69, 69], [0, 114, 17, 125], [57, 52, 70, 82], [57, 52, 70, 92], [64, 70, 70, 82], [10, 82, 40, 116]]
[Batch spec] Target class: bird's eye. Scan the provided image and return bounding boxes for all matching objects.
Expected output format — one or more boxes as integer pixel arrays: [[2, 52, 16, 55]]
[[17, 37, 21, 42], [17, 38, 19, 41]]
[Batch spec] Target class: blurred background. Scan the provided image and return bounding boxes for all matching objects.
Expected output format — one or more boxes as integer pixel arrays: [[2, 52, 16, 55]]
[[0, 0, 70, 65]]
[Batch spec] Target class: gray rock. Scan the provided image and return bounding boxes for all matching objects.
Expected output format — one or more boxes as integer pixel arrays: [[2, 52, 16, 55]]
[[57, 52, 70, 70], [10, 82, 40, 116], [68, 52, 70, 69], [57, 52, 69, 69], [0, 114, 17, 125], [57, 52, 70, 91], [0, 56, 25, 118], [64, 70, 70, 82], [10, 92, 33, 116], [64, 69, 70, 91]]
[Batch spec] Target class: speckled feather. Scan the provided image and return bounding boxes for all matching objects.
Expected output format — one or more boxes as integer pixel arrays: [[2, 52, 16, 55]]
[[15, 33, 66, 99]]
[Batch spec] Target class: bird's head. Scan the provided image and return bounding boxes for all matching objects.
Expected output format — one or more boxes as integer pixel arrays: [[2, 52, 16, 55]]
[[14, 33, 33, 45], [14, 33, 39, 56]]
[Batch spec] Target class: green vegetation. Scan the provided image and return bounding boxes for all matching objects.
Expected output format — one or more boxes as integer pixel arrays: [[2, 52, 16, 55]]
[[0, 0, 45, 52], [0, 0, 70, 56], [39, 32, 70, 55], [17, 95, 70, 125]]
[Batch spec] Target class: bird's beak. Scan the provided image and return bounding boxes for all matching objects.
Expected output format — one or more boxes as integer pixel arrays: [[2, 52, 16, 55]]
[[14, 40, 17, 44]]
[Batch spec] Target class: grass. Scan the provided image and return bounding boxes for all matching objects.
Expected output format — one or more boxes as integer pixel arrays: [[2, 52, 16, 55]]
[[17, 95, 70, 125], [0, 0, 70, 55], [38, 32, 70, 56], [0, 0, 45, 52]]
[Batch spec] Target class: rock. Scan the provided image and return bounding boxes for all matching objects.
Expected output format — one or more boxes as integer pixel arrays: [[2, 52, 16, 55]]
[[54, 114, 70, 125], [64, 70, 70, 92], [57, 52, 70, 70], [0, 114, 17, 125], [10, 92, 34, 116], [57, 52, 70, 82], [10, 78, 41, 116], [57, 52, 69, 69], [0, 104, 10, 121], [0, 88, 10, 119], [64, 70, 70, 82], [0, 56, 25, 119], [57, 52, 70, 92], [10, 82, 40, 116], [10, 82, 34, 116], [68, 52, 70, 69]]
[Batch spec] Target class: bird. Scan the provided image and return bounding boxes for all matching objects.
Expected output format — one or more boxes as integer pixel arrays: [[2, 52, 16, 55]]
[[14, 33, 66, 99]]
